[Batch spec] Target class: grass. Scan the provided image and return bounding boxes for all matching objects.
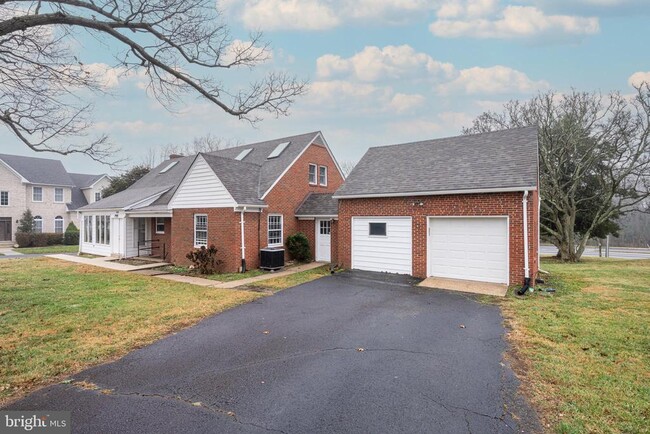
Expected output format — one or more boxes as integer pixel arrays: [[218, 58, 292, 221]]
[[0, 257, 263, 405], [501, 258, 650, 434], [13, 245, 78, 254], [249, 265, 332, 291]]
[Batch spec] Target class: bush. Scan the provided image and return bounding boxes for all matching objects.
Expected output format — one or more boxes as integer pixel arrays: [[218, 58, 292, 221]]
[[17, 209, 34, 233], [286, 232, 311, 262], [64, 222, 80, 245], [185, 245, 223, 274], [14, 232, 63, 247]]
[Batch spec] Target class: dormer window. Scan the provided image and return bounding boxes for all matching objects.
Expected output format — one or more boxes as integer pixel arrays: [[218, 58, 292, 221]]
[[95, 192, 102, 202], [308, 164, 317, 185]]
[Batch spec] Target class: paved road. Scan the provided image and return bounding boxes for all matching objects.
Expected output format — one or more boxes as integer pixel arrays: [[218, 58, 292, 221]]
[[540, 245, 650, 259], [5, 271, 539, 434]]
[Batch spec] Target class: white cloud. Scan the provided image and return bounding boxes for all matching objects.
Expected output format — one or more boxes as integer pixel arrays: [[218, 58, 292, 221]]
[[80, 63, 126, 89], [430, 4, 599, 39], [438, 65, 549, 94], [222, 0, 340, 30], [628, 71, 650, 88], [387, 118, 442, 136], [307, 80, 392, 106], [220, 39, 272, 65], [437, 0, 498, 18], [389, 93, 426, 113], [316, 45, 455, 82]]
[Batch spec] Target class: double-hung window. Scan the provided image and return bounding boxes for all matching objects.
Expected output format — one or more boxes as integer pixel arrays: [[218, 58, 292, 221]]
[[194, 214, 208, 247], [268, 215, 283, 246], [95, 192, 102, 202], [32, 186, 43, 202], [319, 166, 328, 186], [54, 216, 64, 234], [54, 187, 64, 203], [33, 216, 43, 233], [0, 191, 8, 206], [308, 164, 317, 185]]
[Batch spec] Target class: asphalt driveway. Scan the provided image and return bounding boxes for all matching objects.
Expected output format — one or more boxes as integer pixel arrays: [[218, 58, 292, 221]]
[[5, 271, 539, 433]]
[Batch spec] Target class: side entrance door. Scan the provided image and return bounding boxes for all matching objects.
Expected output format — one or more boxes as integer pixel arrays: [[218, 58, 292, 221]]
[[0, 218, 11, 241], [316, 219, 331, 262]]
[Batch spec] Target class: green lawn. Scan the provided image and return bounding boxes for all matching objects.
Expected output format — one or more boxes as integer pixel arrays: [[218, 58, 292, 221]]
[[157, 265, 269, 282], [0, 258, 263, 405], [502, 258, 650, 433], [249, 265, 331, 291], [13, 245, 78, 254]]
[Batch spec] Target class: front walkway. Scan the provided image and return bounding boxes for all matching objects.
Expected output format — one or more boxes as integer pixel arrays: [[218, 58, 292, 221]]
[[47, 253, 327, 289]]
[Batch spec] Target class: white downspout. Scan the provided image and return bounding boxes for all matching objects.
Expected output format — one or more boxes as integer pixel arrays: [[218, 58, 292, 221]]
[[240, 208, 246, 272], [522, 190, 530, 279]]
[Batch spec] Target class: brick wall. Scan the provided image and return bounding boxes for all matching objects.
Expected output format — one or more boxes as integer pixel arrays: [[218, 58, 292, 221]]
[[260, 142, 344, 260], [337, 191, 539, 284]]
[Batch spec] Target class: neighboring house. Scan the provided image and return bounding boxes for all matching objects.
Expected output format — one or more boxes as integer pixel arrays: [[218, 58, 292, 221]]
[[0, 153, 109, 243], [332, 126, 540, 287], [77, 132, 345, 270]]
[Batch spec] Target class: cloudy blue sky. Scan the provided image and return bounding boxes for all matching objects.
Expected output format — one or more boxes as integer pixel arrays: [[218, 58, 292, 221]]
[[1, 0, 649, 175]]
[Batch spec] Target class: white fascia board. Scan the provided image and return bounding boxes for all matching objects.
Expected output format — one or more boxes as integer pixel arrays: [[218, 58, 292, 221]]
[[125, 211, 173, 218], [333, 186, 538, 200], [82, 175, 111, 189], [295, 214, 338, 219], [234, 205, 268, 212]]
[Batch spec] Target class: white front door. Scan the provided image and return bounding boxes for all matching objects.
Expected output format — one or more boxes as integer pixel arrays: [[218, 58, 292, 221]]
[[316, 219, 331, 262]]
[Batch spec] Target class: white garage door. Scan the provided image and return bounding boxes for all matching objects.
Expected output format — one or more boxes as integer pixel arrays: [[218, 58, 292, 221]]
[[428, 217, 508, 284], [352, 217, 412, 274]]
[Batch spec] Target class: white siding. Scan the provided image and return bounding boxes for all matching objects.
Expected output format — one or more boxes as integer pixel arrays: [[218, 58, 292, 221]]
[[169, 155, 236, 208], [352, 217, 412, 274], [428, 217, 508, 284]]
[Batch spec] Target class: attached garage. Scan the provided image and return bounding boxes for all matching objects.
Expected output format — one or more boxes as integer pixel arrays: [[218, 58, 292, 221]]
[[428, 217, 508, 284], [351, 217, 412, 274]]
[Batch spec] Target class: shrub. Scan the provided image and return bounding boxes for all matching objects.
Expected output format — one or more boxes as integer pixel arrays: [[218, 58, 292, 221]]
[[286, 232, 311, 262], [185, 245, 223, 274], [14, 232, 63, 247], [64, 222, 80, 245]]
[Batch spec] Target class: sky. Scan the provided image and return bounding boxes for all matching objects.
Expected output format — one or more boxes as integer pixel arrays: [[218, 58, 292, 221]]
[[1, 0, 649, 175]]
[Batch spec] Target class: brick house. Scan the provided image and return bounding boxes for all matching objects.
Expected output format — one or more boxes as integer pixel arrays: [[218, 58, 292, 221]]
[[0, 153, 109, 244], [332, 127, 540, 288], [78, 132, 345, 271]]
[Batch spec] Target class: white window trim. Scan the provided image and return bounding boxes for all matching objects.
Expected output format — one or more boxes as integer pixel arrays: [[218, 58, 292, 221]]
[[155, 217, 165, 234], [308, 163, 317, 185], [32, 186, 43, 202], [54, 187, 64, 203], [54, 216, 64, 234], [319, 166, 328, 186], [0, 191, 8, 206], [33, 216, 43, 233], [267, 214, 283, 247], [194, 214, 208, 247]]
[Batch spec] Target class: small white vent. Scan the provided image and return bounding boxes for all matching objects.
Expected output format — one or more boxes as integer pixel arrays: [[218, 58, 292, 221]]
[[159, 160, 178, 173], [235, 149, 252, 161], [267, 141, 290, 159]]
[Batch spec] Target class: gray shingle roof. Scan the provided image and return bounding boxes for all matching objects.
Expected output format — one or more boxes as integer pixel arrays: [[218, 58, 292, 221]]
[[0, 153, 74, 186], [69, 173, 106, 189], [200, 154, 265, 205], [80, 185, 174, 210], [79, 132, 322, 211], [334, 127, 539, 198], [295, 193, 338, 216]]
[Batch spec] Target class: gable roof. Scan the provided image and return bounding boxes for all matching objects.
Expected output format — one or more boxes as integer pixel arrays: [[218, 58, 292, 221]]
[[334, 127, 539, 199], [295, 193, 338, 217], [69, 173, 107, 189], [0, 153, 75, 186], [80, 131, 327, 211]]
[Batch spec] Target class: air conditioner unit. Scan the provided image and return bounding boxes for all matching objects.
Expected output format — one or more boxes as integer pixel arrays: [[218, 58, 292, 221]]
[[260, 248, 285, 271]]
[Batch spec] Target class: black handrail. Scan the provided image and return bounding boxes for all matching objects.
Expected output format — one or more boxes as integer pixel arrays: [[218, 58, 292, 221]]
[[137, 239, 166, 260]]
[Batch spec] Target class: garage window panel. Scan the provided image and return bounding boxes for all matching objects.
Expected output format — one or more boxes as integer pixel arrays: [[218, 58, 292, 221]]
[[368, 222, 387, 236]]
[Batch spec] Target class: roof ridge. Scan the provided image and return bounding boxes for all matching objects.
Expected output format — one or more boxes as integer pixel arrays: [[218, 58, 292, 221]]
[[368, 126, 538, 151], [200, 152, 263, 168], [207, 131, 321, 153]]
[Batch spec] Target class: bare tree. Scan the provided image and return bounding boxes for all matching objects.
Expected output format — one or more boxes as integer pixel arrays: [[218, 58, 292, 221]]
[[142, 133, 241, 166], [0, 1, 307, 166], [464, 84, 650, 262], [339, 160, 357, 177]]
